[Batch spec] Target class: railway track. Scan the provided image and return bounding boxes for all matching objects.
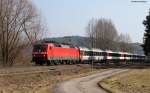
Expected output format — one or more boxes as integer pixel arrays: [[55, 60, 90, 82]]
[[0, 62, 147, 76], [0, 66, 54, 76]]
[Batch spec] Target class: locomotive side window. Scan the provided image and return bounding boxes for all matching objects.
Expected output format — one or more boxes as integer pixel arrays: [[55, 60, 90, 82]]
[[49, 46, 52, 50], [69, 45, 75, 48], [55, 44, 61, 47]]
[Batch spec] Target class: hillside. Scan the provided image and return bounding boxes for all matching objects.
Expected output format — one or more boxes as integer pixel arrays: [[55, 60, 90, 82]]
[[43, 36, 144, 55]]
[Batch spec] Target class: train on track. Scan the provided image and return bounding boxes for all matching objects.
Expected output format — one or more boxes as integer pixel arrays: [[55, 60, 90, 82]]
[[32, 42, 146, 65]]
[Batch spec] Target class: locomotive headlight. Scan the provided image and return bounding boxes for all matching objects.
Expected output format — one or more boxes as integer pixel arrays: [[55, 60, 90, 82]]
[[43, 54, 47, 57]]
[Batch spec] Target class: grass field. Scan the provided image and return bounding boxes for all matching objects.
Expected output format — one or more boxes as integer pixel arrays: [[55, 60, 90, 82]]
[[99, 68, 150, 93], [0, 64, 108, 93]]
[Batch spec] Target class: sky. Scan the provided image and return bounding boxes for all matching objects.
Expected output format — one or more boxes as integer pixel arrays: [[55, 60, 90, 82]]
[[32, 0, 150, 43]]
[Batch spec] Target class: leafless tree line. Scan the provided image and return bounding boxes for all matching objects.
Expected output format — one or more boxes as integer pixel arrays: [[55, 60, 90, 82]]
[[86, 18, 133, 52], [0, 0, 45, 66]]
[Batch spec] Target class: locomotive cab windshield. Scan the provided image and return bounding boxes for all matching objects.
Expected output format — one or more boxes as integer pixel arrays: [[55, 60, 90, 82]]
[[33, 44, 48, 52]]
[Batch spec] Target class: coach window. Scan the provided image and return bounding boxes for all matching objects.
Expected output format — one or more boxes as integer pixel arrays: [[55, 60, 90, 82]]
[[94, 52, 96, 56], [113, 53, 120, 57], [98, 52, 100, 56], [90, 51, 93, 56], [93, 51, 96, 56], [92, 52, 95, 56], [97, 52, 99, 56], [102, 52, 106, 56], [96, 52, 98, 56], [89, 51, 91, 56], [99, 52, 101, 56]]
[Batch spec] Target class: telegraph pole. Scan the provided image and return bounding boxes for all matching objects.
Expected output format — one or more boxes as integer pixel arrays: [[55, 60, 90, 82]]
[[91, 35, 94, 72]]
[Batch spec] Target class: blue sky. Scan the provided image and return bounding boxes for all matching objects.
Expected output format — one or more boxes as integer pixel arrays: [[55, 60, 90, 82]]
[[32, 0, 150, 43]]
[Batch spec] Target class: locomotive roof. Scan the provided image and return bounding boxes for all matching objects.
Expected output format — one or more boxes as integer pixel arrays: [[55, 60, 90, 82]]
[[34, 41, 78, 48]]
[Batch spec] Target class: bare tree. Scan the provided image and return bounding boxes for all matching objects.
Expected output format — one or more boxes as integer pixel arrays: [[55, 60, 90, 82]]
[[117, 33, 133, 52], [95, 19, 118, 50], [0, 0, 44, 66], [86, 18, 118, 50], [86, 18, 133, 52]]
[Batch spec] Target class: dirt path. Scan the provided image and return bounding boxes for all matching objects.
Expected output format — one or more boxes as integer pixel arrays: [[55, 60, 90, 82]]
[[53, 69, 128, 93]]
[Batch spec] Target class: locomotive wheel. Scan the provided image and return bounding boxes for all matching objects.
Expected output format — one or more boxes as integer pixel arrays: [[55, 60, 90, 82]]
[[72, 61, 76, 64], [35, 62, 40, 66], [60, 61, 63, 64], [54, 61, 57, 65], [46, 61, 51, 66], [69, 61, 72, 65], [39, 62, 44, 66], [68, 61, 71, 64], [65, 61, 68, 64], [35, 61, 43, 66], [63, 61, 66, 65]]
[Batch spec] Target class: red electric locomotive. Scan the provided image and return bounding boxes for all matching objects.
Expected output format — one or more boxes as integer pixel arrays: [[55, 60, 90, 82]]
[[32, 43, 80, 65]]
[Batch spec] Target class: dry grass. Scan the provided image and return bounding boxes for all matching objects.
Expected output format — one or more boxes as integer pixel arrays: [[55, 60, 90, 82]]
[[0, 64, 107, 93], [99, 69, 150, 93]]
